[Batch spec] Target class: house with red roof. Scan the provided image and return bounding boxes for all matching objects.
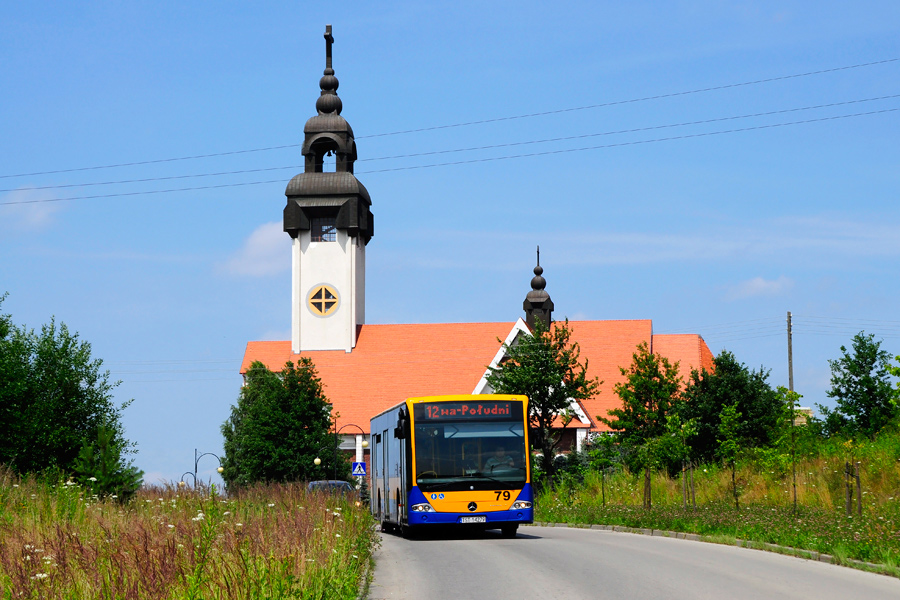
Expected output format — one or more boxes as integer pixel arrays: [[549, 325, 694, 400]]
[[240, 26, 713, 465]]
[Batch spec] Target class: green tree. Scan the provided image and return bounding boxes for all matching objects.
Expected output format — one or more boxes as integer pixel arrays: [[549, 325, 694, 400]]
[[717, 403, 742, 509], [661, 413, 697, 470], [818, 332, 899, 438], [72, 425, 144, 502], [221, 358, 345, 489], [890, 356, 900, 404], [680, 350, 781, 463], [486, 319, 600, 483], [601, 342, 681, 508], [0, 295, 135, 476]]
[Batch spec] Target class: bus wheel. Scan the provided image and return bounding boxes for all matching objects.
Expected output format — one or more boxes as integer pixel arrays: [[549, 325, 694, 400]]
[[500, 524, 518, 538], [401, 524, 419, 539]]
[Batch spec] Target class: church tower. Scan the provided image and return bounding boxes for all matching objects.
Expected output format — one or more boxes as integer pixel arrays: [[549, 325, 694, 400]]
[[283, 25, 374, 353]]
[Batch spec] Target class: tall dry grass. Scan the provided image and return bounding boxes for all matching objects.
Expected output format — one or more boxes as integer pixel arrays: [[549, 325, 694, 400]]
[[569, 435, 900, 510], [538, 434, 900, 567], [0, 468, 376, 599]]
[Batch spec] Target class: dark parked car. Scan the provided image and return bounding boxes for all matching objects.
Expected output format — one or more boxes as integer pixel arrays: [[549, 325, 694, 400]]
[[307, 480, 354, 495]]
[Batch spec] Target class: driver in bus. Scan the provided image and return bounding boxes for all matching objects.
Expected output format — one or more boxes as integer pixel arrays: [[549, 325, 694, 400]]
[[483, 445, 515, 472]]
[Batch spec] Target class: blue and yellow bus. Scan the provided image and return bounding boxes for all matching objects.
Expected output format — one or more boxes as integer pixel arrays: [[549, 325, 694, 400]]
[[370, 394, 533, 537]]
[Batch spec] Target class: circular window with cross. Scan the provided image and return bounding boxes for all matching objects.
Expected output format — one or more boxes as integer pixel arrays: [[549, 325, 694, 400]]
[[307, 285, 340, 317]]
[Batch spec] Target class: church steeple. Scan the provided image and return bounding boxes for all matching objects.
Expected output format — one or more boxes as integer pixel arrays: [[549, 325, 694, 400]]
[[283, 25, 373, 353], [523, 247, 554, 330]]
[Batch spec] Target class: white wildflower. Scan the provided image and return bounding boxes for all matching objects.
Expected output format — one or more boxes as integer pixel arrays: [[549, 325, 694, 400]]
[[88, 477, 97, 482], [223, 511, 231, 516], [167, 524, 175, 529], [268, 503, 275, 507], [31, 573, 49, 580]]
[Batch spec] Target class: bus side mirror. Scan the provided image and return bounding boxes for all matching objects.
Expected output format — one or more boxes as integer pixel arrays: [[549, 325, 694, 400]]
[[394, 409, 408, 439]]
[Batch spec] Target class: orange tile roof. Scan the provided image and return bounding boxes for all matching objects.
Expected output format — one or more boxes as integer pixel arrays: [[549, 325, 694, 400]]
[[651, 334, 715, 378], [242, 322, 514, 433], [557, 320, 652, 431], [241, 321, 712, 434]]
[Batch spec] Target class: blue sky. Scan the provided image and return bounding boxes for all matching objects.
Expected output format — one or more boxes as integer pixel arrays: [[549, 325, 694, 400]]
[[2, 2, 898, 486]]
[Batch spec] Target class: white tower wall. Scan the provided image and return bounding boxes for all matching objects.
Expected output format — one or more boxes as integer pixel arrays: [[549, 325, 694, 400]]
[[291, 229, 365, 353]]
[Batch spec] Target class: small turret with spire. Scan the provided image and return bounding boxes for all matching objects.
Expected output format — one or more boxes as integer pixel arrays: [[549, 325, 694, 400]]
[[523, 246, 554, 330]]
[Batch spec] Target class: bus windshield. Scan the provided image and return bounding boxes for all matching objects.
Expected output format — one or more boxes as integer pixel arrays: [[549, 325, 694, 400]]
[[414, 420, 527, 491]]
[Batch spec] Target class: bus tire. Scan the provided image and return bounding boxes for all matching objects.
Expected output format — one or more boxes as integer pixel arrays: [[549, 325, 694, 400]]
[[500, 524, 518, 538]]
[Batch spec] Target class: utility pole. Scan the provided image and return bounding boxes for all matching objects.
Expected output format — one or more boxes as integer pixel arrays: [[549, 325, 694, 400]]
[[787, 311, 794, 393], [788, 311, 797, 514]]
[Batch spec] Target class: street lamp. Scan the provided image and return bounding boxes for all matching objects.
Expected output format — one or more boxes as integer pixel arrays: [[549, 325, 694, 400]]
[[179, 449, 224, 487], [313, 423, 368, 480]]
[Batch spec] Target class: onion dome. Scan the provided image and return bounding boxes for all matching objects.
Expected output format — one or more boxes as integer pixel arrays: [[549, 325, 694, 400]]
[[523, 247, 554, 329]]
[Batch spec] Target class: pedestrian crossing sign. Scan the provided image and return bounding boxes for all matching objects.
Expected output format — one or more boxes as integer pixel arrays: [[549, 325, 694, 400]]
[[352, 462, 366, 476]]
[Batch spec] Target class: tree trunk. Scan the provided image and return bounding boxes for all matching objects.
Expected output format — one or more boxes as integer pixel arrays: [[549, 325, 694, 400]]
[[731, 461, 738, 509], [643, 466, 651, 509], [690, 461, 696, 508], [601, 468, 606, 507]]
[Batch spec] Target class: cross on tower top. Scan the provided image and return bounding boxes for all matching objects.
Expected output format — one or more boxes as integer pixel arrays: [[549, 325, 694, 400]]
[[324, 25, 334, 72]]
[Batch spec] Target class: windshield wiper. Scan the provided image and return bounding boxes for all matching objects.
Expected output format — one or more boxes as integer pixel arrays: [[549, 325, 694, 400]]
[[418, 479, 466, 490]]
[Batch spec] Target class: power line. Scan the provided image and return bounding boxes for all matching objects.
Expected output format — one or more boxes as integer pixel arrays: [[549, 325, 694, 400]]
[[794, 314, 900, 326], [1, 57, 895, 180], [360, 58, 900, 139], [1, 106, 895, 206], [7, 94, 897, 194], [353, 94, 900, 163], [357, 108, 898, 175], [656, 317, 784, 335]]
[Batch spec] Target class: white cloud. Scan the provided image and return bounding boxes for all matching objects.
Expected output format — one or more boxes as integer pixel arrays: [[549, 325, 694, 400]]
[[0, 188, 61, 232], [726, 276, 794, 301], [221, 222, 289, 277]]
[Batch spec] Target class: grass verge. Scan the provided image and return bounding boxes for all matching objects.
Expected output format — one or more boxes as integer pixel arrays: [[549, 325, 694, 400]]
[[0, 469, 377, 599]]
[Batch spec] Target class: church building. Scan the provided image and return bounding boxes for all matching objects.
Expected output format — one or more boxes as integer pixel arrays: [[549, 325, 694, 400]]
[[240, 26, 714, 465]]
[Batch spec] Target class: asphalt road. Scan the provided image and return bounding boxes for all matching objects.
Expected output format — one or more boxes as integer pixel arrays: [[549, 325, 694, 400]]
[[367, 525, 900, 599]]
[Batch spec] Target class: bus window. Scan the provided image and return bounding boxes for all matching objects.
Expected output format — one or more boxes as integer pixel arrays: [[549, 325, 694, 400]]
[[414, 420, 526, 491]]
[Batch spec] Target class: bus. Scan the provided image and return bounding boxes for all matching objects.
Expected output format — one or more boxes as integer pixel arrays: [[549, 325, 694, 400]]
[[370, 394, 533, 537]]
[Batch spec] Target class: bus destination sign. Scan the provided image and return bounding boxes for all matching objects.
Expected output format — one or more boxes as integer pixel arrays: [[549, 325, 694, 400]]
[[416, 401, 517, 421]]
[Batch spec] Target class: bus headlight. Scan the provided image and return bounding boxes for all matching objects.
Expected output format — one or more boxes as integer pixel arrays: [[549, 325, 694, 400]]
[[512, 501, 532, 509], [411, 503, 436, 512]]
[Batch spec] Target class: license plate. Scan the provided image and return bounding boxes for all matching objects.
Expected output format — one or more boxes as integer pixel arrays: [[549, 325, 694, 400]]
[[459, 516, 486, 524]]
